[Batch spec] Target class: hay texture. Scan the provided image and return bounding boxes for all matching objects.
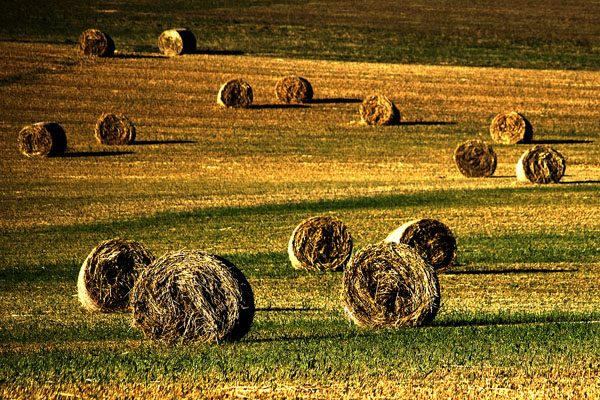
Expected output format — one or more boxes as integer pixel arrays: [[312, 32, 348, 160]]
[[516, 145, 566, 184], [385, 219, 457, 272], [77, 238, 154, 312], [359, 94, 400, 126], [342, 241, 440, 328], [489, 112, 533, 144], [158, 28, 196, 56], [94, 113, 136, 145], [79, 29, 115, 57], [275, 76, 313, 104], [453, 139, 497, 177], [130, 250, 255, 345], [217, 79, 253, 108], [288, 216, 353, 272], [17, 122, 67, 158]]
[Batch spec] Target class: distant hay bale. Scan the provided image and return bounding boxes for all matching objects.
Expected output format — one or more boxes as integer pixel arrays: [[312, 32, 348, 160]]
[[77, 238, 154, 312], [516, 145, 566, 184], [157, 28, 196, 56], [385, 219, 457, 272], [130, 250, 255, 344], [288, 216, 353, 272], [275, 76, 313, 103], [17, 122, 67, 158], [94, 113, 136, 145], [489, 112, 533, 144], [217, 79, 253, 108], [79, 29, 115, 57], [359, 94, 400, 126], [342, 241, 440, 328], [453, 139, 497, 177]]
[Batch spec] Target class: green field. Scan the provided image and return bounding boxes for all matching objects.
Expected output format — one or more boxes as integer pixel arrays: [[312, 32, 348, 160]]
[[1, 1, 600, 398]]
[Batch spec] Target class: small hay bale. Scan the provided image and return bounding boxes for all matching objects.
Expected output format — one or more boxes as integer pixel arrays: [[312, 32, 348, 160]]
[[79, 29, 115, 57], [94, 113, 136, 145], [275, 76, 313, 104], [489, 112, 533, 144], [516, 145, 566, 184], [342, 241, 440, 328], [217, 79, 253, 108], [17, 122, 67, 158], [77, 238, 154, 312], [385, 219, 457, 272], [288, 216, 353, 272], [130, 250, 255, 344], [359, 94, 400, 126], [157, 28, 196, 56], [453, 139, 497, 177]]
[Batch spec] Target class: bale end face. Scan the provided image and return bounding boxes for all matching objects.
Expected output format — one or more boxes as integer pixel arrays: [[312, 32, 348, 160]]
[[158, 28, 196, 56], [18, 122, 67, 158], [516, 145, 566, 184], [94, 113, 136, 145], [275, 76, 313, 104], [79, 29, 115, 57], [359, 94, 400, 126], [217, 79, 254, 108], [453, 139, 497, 177], [489, 112, 533, 144]]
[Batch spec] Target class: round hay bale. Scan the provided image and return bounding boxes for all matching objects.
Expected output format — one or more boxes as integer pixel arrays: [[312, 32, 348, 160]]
[[17, 122, 67, 158], [157, 28, 196, 56], [342, 241, 440, 328], [79, 29, 115, 57], [217, 79, 253, 108], [275, 76, 313, 104], [288, 216, 353, 272], [359, 94, 400, 126], [385, 219, 457, 272], [489, 112, 533, 144], [453, 139, 497, 177], [94, 113, 136, 145], [77, 238, 154, 312], [130, 250, 255, 344], [516, 145, 566, 184]]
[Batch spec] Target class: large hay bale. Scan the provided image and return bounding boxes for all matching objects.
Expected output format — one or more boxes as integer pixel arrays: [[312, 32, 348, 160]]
[[217, 79, 253, 108], [489, 112, 533, 144], [453, 139, 497, 177], [94, 113, 136, 145], [288, 216, 353, 272], [275, 76, 313, 104], [157, 28, 196, 56], [77, 238, 154, 312], [342, 241, 440, 328], [359, 94, 400, 126], [385, 219, 457, 272], [17, 122, 67, 158], [79, 29, 115, 57], [130, 250, 255, 344], [516, 145, 566, 184]]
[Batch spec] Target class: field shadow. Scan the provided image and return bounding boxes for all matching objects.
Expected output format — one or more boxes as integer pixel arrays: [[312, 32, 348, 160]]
[[310, 98, 363, 104], [250, 104, 310, 109], [133, 140, 196, 145], [530, 139, 593, 144], [195, 49, 245, 56], [62, 151, 134, 158], [256, 307, 318, 312], [113, 53, 168, 59], [560, 180, 600, 185], [446, 267, 577, 275], [399, 121, 457, 126]]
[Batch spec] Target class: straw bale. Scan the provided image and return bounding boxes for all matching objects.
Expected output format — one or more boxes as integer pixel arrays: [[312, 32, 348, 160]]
[[158, 28, 196, 56], [217, 79, 253, 108], [516, 145, 566, 184], [275, 76, 313, 103], [79, 29, 115, 57], [489, 112, 533, 144], [17, 122, 67, 158], [453, 139, 497, 177], [94, 113, 136, 145], [359, 94, 400, 125]]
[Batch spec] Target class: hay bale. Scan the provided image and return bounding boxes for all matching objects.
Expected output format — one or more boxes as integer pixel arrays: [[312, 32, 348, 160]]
[[94, 113, 136, 145], [77, 238, 154, 312], [489, 112, 533, 144], [385, 219, 457, 272], [342, 241, 440, 328], [453, 139, 497, 177], [79, 29, 115, 57], [217, 79, 253, 108], [17, 122, 67, 158], [130, 250, 255, 344], [516, 145, 566, 184], [288, 216, 353, 272], [157, 28, 196, 56], [359, 94, 400, 126], [275, 76, 313, 104]]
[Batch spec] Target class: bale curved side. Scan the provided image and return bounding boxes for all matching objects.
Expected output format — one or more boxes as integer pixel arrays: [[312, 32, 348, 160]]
[[342, 241, 440, 328], [453, 139, 497, 177], [217, 79, 253, 108], [489, 112, 533, 144], [130, 250, 255, 344], [275, 76, 313, 103], [77, 238, 154, 312], [359, 94, 400, 126], [516, 145, 566, 184], [288, 216, 353, 272], [79, 29, 115, 57], [158, 28, 196, 56], [94, 113, 136, 145], [18, 122, 67, 158], [385, 219, 457, 272]]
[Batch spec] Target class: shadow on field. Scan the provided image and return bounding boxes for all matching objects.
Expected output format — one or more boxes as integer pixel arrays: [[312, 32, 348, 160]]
[[133, 140, 196, 145], [561, 180, 600, 185], [310, 98, 363, 104], [62, 151, 134, 157], [196, 49, 245, 55], [250, 104, 310, 109], [530, 139, 593, 144], [256, 307, 319, 312], [399, 121, 457, 126], [446, 267, 577, 275]]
